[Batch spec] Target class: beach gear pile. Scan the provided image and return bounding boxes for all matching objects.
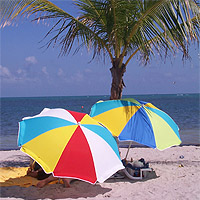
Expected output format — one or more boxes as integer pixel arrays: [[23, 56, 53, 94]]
[[122, 158, 152, 180]]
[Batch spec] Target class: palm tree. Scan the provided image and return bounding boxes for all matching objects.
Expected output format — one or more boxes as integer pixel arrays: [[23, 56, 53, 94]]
[[1, 0, 200, 99]]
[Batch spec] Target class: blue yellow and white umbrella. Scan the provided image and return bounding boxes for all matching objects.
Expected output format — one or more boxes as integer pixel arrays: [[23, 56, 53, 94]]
[[90, 98, 181, 150], [18, 108, 124, 184]]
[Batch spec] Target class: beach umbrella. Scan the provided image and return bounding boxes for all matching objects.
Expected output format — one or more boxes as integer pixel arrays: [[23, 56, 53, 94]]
[[18, 108, 124, 184], [90, 98, 181, 151]]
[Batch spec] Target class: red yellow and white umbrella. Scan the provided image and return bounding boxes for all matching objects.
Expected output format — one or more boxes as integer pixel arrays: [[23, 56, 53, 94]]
[[18, 108, 124, 184]]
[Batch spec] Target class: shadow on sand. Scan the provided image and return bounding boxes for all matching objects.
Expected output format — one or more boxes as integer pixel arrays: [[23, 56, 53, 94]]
[[0, 170, 158, 199], [1, 180, 111, 200], [106, 169, 159, 184]]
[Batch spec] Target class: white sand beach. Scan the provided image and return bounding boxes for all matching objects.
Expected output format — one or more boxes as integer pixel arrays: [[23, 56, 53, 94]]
[[0, 145, 200, 200]]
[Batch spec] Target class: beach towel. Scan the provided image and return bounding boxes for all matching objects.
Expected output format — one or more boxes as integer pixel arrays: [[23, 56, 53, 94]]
[[0, 167, 59, 187]]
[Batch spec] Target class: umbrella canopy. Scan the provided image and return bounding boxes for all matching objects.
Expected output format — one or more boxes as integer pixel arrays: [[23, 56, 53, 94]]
[[18, 108, 124, 184], [90, 98, 181, 150]]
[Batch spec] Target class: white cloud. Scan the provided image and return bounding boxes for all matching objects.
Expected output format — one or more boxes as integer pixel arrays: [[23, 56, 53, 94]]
[[25, 56, 37, 64], [164, 72, 173, 77], [57, 68, 84, 83], [84, 68, 92, 73], [42, 66, 48, 76], [17, 68, 27, 77], [57, 68, 65, 77], [17, 69, 23, 74], [70, 71, 84, 82], [0, 65, 39, 83], [0, 65, 13, 79]]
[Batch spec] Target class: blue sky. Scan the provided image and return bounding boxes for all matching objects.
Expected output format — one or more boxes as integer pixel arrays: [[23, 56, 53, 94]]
[[0, 1, 199, 97]]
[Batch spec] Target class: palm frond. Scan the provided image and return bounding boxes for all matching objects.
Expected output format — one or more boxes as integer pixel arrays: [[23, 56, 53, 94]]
[[122, 0, 200, 65], [0, 0, 68, 27], [1, 0, 199, 65]]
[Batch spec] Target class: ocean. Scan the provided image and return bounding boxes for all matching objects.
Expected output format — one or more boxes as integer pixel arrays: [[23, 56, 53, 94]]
[[0, 94, 199, 150]]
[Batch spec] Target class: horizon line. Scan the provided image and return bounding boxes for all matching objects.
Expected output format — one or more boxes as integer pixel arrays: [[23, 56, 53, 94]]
[[0, 92, 199, 99]]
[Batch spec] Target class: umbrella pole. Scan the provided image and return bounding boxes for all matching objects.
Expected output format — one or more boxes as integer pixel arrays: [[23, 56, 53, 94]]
[[125, 141, 133, 160], [114, 137, 121, 157]]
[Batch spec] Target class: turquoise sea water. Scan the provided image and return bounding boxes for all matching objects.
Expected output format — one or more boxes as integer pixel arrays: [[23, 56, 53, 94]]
[[0, 94, 199, 150]]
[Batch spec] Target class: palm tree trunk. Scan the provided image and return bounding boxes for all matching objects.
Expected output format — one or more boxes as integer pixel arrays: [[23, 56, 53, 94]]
[[110, 60, 126, 100]]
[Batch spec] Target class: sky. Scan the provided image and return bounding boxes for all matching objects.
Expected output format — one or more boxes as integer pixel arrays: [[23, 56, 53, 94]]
[[0, 1, 200, 98]]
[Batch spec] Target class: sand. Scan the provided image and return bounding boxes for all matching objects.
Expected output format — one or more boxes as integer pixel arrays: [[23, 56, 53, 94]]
[[0, 145, 200, 200]]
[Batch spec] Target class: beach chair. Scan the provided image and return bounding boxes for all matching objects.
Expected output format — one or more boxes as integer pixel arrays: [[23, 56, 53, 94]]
[[122, 158, 152, 180]]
